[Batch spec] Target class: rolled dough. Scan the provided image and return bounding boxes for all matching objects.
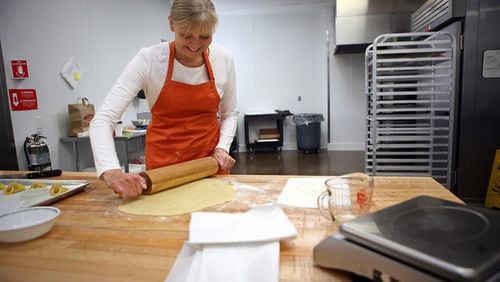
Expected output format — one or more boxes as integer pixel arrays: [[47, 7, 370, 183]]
[[118, 178, 235, 216]]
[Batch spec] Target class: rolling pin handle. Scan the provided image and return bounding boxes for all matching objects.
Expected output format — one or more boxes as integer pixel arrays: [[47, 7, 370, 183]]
[[139, 172, 153, 194]]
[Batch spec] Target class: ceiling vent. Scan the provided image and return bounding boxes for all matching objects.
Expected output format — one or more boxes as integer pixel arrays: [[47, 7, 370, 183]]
[[411, 0, 465, 32]]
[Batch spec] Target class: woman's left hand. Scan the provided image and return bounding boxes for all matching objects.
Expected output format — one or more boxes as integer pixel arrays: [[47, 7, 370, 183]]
[[213, 148, 236, 171]]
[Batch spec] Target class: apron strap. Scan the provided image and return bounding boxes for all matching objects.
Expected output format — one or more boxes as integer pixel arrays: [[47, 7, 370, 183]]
[[203, 49, 215, 82], [167, 42, 176, 82]]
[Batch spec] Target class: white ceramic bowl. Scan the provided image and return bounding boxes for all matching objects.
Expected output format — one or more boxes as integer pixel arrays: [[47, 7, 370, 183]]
[[0, 207, 60, 243]]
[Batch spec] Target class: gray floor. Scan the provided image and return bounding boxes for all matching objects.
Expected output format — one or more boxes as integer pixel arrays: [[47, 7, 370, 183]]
[[230, 150, 365, 176]]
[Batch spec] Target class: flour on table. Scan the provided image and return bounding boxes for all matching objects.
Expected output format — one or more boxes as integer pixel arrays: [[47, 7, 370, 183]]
[[277, 177, 329, 208]]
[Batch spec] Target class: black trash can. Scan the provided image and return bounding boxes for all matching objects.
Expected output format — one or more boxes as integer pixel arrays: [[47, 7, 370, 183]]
[[293, 113, 324, 154]]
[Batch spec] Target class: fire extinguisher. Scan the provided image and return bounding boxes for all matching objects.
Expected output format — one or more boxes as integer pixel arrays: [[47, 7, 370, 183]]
[[24, 134, 52, 171]]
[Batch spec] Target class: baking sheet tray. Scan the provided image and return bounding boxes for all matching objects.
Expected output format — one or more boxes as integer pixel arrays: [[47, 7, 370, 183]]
[[0, 179, 89, 214]]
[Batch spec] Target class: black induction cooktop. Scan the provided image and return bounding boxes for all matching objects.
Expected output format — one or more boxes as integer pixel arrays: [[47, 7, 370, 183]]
[[339, 195, 500, 281]]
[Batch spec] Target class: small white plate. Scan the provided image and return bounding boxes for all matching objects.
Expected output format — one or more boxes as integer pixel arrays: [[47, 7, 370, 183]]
[[0, 207, 60, 243]]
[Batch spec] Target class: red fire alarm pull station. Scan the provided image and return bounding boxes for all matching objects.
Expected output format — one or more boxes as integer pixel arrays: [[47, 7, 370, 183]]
[[11, 60, 29, 79], [8, 89, 38, 111]]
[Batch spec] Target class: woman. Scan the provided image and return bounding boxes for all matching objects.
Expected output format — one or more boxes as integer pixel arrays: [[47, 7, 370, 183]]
[[89, 0, 238, 198]]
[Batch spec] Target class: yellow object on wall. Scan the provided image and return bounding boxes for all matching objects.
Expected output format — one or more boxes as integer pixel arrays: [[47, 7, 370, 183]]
[[485, 149, 500, 209]]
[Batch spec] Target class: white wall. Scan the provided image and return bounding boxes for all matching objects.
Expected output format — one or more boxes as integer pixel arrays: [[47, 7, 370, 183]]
[[0, 0, 366, 171], [215, 4, 331, 151], [215, 2, 366, 152], [329, 53, 366, 150], [0, 0, 170, 171]]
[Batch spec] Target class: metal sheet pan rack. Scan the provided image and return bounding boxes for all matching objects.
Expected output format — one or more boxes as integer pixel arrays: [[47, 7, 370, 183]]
[[364, 32, 456, 188]]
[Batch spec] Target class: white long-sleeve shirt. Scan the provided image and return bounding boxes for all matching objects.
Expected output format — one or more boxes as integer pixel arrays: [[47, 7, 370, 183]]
[[89, 42, 238, 177]]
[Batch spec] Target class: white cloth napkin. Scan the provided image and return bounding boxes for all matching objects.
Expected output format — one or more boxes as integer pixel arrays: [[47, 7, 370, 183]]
[[165, 241, 279, 282], [189, 203, 297, 244], [165, 204, 297, 282]]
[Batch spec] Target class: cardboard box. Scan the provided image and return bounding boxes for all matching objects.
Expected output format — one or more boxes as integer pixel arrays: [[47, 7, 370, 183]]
[[485, 149, 500, 209], [258, 128, 280, 139]]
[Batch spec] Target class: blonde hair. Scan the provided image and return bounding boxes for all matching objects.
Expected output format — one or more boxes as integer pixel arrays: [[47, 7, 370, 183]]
[[170, 0, 218, 36]]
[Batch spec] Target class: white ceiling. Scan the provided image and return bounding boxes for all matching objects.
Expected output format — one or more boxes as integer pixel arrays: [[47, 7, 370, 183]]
[[214, 0, 425, 14], [336, 0, 426, 16], [214, 0, 330, 12]]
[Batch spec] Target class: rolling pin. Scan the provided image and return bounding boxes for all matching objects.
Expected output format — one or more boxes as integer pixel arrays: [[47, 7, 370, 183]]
[[139, 157, 219, 195]]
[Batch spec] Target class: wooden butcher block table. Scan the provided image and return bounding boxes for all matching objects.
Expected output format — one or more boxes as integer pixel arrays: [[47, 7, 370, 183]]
[[0, 171, 461, 281]]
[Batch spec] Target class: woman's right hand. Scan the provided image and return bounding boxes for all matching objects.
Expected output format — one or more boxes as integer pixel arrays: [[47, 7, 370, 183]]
[[101, 169, 147, 198]]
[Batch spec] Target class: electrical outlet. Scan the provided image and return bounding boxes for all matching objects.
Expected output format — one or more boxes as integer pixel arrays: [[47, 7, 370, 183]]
[[298, 96, 302, 102]]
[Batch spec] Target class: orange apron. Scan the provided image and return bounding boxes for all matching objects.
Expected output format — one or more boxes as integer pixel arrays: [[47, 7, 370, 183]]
[[145, 42, 220, 170]]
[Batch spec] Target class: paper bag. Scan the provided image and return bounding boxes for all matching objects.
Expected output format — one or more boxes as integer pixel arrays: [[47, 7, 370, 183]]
[[68, 97, 95, 137]]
